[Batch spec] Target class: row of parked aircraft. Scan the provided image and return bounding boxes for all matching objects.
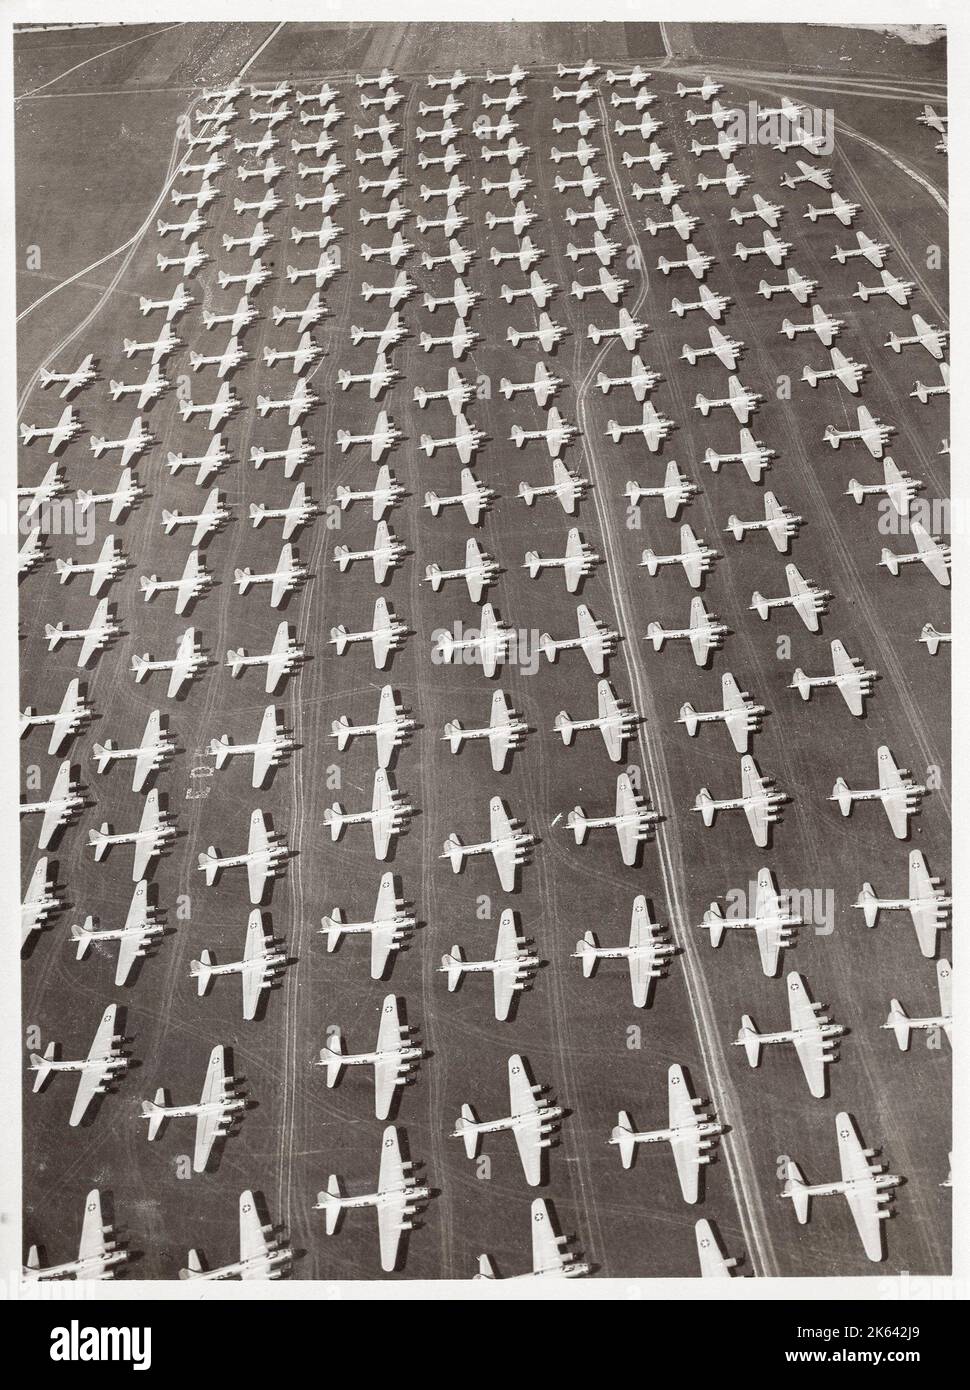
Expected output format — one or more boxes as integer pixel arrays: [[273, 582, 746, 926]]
[[20, 57, 947, 1279]]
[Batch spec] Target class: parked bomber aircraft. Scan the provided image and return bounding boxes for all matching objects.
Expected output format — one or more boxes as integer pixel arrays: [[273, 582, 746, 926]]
[[611, 1063, 724, 1203], [439, 908, 539, 1022]]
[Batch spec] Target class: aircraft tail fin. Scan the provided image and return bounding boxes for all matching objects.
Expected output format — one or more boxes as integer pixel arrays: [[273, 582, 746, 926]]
[[70, 918, 95, 960], [781, 1158, 810, 1223], [189, 949, 214, 996], [455, 1103, 481, 1160], [832, 777, 853, 818], [703, 902, 726, 949], [30, 1042, 57, 1090], [442, 832, 465, 873], [857, 882, 879, 928], [886, 1001, 912, 1052], [321, 907, 344, 953], [476, 1254, 498, 1279], [611, 1111, 637, 1169], [695, 787, 716, 827], [737, 1015, 762, 1068], [179, 1250, 204, 1279], [317, 1175, 344, 1235], [442, 947, 463, 992], [576, 930, 597, 978], [198, 849, 221, 886], [554, 712, 575, 746], [320, 1029, 344, 1087], [141, 1090, 167, 1141], [679, 702, 698, 737]]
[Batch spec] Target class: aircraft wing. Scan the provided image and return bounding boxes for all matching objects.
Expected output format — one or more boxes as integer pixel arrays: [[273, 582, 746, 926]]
[[508, 1056, 543, 1187], [493, 910, 522, 1022], [371, 770, 394, 860], [238, 1190, 270, 1271], [194, 1045, 229, 1171], [668, 1064, 703, 1204], [831, 640, 864, 716], [489, 797, 518, 892], [115, 881, 152, 986], [787, 973, 827, 1097], [695, 1218, 733, 1277], [132, 711, 162, 792], [375, 685, 398, 768], [688, 598, 714, 666], [71, 1005, 119, 1127], [908, 852, 943, 957], [79, 600, 111, 667], [597, 681, 623, 761], [174, 573, 197, 617], [132, 792, 161, 880], [741, 756, 770, 848], [78, 1190, 110, 1270], [531, 1199, 570, 1275], [680, 529, 704, 588], [242, 911, 269, 1020], [376, 1126, 409, 1272], [374, 996, 404, 1119], [51, 680, 82, 751], [270, 548, 295, 607], [753, 868, 785, 975], [39, 760, 73, 848], [246, 810, 272, 902], [252, 706, 280, 787], [628, 895, 654, 1008], [371, 600, 393, 669], [615, 774, 642, 866], [488, 690, 513, 771], [912, 521, 949, 586], [167, 630, 196, 698], [836, 1114, 885, 1261], [265, 622, 292, 692]]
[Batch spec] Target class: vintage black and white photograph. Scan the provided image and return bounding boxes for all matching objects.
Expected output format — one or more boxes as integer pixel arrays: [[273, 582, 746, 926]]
[[10, 6, 954, 1294]]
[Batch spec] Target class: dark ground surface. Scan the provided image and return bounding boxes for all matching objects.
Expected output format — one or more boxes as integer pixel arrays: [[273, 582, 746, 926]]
[[16, 21, 949, 1282]]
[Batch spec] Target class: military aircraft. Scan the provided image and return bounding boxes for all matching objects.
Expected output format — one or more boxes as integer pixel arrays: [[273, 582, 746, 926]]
[[442, 689, 527, 773], [781, 1113, 900, 1262], [790, 639, 876, 716], [441, 796, 533, 892], [855, 851, 949, 958], [646, 595, 728, 667], [197, 807, 289, 903], [573, 895, 675, 1008], [20, 759, 85, 848], [324, 768, 413, 861], [439, 908, 538, 1022], [322, 872, 415, 979], [610, 1063, 724, 1203], [830, 745, 925, 840], [735, 972, 843, 1097], [567, 771, 658, 865], [453, 1054, 561, 1186], [555, 679, 638, 762], [180, 1190, 291, 1280], [24, 1189, 126, 1280], [70, 879, 165, 988], [30, 1004, 128, 1128], [317, 994, 422, 1120], [679, 672, 765, 753], [315, 1125, 429, 1273], [190, 911, 287, 1021], [88, 788, 176, 881], [694, 756, 787, 848], [141, 1044, 245, 1173]]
